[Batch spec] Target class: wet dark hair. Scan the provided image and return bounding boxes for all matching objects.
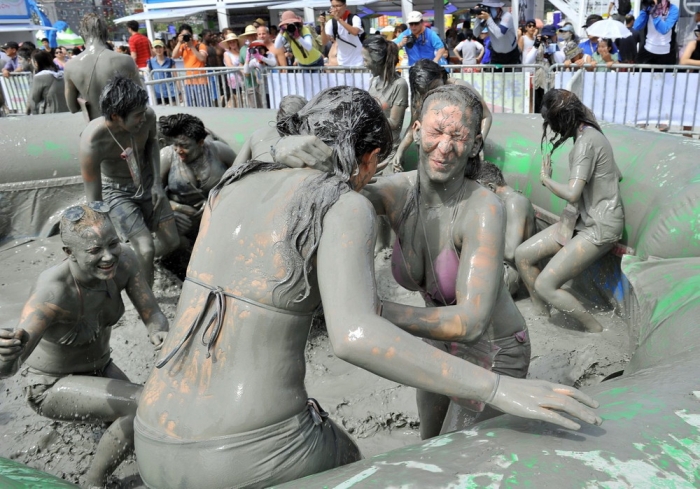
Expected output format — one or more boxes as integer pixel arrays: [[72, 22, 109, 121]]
[[80, 13, 108, 44], [541, 89, 602, 155], [209, 86, 392, 304], [362, 35, 400, 88], [276, 95, 307, 125], [409, 59, 448, 123], [159, 113, 207, 142], [99, 75, 149, 120], [399, 84, 484, 227], [31, 49, 56, 72], [476, 161, 506, 187], [126, 20, 139, 32]]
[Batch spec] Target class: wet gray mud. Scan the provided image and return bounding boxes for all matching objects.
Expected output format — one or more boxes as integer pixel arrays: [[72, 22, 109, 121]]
[[0, 240, 629, 487]]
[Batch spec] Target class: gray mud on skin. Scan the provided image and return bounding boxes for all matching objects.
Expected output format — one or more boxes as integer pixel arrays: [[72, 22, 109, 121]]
[[0, 240, 628, 487]]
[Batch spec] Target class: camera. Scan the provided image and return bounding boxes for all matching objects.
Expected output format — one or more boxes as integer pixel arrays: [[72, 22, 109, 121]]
[[182, 34, 191, 42], [640, 0, 654, 9], [469, 7, 487, 15], [405, 34, 416, 48], [286, 23, 298, 35], [249, 47, 259, 55]]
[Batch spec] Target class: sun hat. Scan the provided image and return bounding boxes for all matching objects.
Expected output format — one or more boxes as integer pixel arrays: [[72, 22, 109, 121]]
[[564, 40, 583, 60], [279, 10, 303, 26], [218, 32, 239, 49], [249, 40, 266, 48], [255, 18, 266, 26], [153, 39, 165, 48], [480, 1, 505, 8], [407, 11, 423, 23], [239, 25, 257, 41]]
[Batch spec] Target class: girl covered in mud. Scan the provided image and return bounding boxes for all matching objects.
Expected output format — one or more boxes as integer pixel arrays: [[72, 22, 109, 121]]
[[362, 84, 532, 439], [0, 203, 168, 488], [515, 89, 624, 332], [136, 86, 602, 489]]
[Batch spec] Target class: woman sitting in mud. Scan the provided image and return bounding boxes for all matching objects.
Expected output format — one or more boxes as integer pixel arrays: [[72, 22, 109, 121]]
[[158, 114, 235, 244], [362, 84, 531, 439], [391, 59, 492, 172], [0, 203, 168, 488], [135, 87, 601, 489], [515, 89, 624, 333]]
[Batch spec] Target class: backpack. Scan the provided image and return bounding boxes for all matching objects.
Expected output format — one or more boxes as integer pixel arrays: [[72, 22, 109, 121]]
[[332, 13, 366, 48], [617, 0, 631, 16]]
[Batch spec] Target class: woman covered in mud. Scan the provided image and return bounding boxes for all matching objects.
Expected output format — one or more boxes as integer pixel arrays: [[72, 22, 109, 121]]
[[362, 35, 408, 172], [363, 84, 531, 439], [158, 114, 235, 244], [391, 59, 492, 172], [135, 87, 602, 489], [0, 203, 168, 488], [515, 89, 624, 333]]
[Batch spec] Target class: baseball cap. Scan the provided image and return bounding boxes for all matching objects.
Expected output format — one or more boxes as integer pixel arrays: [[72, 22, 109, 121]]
[[407, 11, 423, 23], [2, 41, 19, 50], [153, 39, 165, 48], [585, 14, 603, 28], [558, 24, 575, 33]]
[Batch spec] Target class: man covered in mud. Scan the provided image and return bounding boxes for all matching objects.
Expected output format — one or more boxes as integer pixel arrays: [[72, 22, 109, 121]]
[[0, 203, 168, 488], [233, 94, 308, 165], [64, 14, 142, 121], [158, 113, 235, 244], [79, 75, 179, 287], [477, 161, 536, 295]]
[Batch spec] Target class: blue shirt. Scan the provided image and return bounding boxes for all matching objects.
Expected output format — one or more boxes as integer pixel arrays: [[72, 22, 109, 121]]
[[481, 38, 492, 64], [394, 28, 445, 66]]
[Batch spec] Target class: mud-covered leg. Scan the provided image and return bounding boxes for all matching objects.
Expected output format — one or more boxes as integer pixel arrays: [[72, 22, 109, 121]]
[[83, 414, 134, 488], [534, 234, 612, 333], [514, 225, 562, 316], [129, 227, 156, 288], [154, 215, 180, 259], [416, 389, 451, 440]]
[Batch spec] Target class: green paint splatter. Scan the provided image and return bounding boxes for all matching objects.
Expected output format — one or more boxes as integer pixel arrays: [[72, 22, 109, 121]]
[[600, 400, 661, 421]]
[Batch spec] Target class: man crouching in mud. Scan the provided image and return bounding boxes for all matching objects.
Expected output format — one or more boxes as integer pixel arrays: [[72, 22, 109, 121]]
[[0, 204, 168, 488], [79, 75, 179, 287]]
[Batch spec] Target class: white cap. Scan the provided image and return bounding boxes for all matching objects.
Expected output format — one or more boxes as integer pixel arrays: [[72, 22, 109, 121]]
[[407, 11, 423, 23]]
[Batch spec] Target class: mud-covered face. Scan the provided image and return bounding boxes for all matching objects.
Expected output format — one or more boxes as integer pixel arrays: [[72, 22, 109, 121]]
[[173, 135, 204, 163], [114, 107, 147, 134], [350, 148, 381, 191], [362, 48, 380, 75], [66, 222, 122, 281], [416, 100, 480, 184]]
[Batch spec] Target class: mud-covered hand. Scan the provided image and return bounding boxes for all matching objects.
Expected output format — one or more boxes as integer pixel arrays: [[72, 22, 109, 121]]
[[0, 328, 29, 361], [490, 376, 603, 430], [540, 154, 552, 185], [390, 151, 404, 173], [273, 135, 333, 171], [149, 330, 167, 351], [152, 185, 166, 210]]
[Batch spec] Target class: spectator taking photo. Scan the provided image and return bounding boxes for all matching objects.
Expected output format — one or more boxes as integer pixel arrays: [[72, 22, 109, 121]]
[[320, 0, 364, 66], [276, 10, 324, 68], [633, 0, 679, 64], [393, 11, 447, 65], [473, 0, 519, 65]]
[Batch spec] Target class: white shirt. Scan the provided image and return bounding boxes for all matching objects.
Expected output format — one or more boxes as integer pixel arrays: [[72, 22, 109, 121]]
[[325, 14, 364, 66], [455, 40, 484, 65], [645, 15, 672, 55]]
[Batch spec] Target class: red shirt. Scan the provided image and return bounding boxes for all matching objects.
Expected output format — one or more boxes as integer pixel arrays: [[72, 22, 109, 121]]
[[129, 32, 152, 68]]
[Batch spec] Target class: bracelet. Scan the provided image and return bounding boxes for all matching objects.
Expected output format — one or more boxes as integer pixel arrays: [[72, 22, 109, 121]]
[[486, 373, 501, 403]]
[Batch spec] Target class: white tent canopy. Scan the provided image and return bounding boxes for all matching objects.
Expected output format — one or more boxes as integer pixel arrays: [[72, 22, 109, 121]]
[[0, 23, 55, 33], [269, 0, 376, 8], [114, 6, 213, 24]]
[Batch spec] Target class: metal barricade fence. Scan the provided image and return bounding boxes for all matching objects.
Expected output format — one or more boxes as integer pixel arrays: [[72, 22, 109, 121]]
[[143, 67, 263, 109], [0, 72, 33, 115], [548, 63, 700, 135]]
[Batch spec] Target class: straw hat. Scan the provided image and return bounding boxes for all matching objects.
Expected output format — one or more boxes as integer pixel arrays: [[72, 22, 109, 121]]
[[218, 32, 239, 50], [279, 10, 303, 26], [239, 25, 257, 42]]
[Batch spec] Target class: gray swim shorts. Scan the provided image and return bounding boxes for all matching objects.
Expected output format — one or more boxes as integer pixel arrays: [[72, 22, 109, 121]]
[[102, 176, 174, 242]]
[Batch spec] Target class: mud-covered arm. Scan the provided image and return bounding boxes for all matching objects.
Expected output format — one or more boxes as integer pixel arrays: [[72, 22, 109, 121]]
[[146, 110, 167, 208], [0, 282, 64, 378], [64, 67, 80, 114], [541, 147, 588, 204], [122, 246, 168, 348], [382, 195, 506, 343], [159, 146, 173, 185], [317, 193, 495, 402], [504, 198, 527, 262], [212, 140, 236, 168], [79, 123, 103, 202], [233, 136, 253, 167]]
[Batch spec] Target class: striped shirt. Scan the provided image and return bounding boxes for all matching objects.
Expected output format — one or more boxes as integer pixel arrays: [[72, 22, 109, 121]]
[[129, 32, 152, 68]]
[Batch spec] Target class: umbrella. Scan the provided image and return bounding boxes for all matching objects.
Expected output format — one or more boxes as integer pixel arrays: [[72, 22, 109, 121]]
[[584, 18, 632, 39], [35, 27, 84, 47]]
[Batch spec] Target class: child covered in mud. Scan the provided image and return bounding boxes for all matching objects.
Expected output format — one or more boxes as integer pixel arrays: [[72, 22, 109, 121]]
[[79, 75, 179, 287], [0, 204, 168, 488], [476, 161, 536, 295], [135, 86, 602, 489], [515, 89, 624, 332]]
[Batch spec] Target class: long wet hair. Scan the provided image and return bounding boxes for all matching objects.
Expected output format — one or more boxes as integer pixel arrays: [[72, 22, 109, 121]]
[[99, 75, 148, 120], [276, 95, 307, 126], [398, 84, 483, 227], [159, 113, 207, 142], [409, 59, 448, 123], [80, 13, 108, 44], [541, 89, 602, 155], [362, 35, 400, 88], [209, 86, 392, 305], [31, 50, 57, 72]]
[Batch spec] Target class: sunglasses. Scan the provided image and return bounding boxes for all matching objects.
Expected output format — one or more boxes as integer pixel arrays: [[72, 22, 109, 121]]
[[526, 24, 536, 27], [408, 22, 420, 26], [64, 201, 110, 222]]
